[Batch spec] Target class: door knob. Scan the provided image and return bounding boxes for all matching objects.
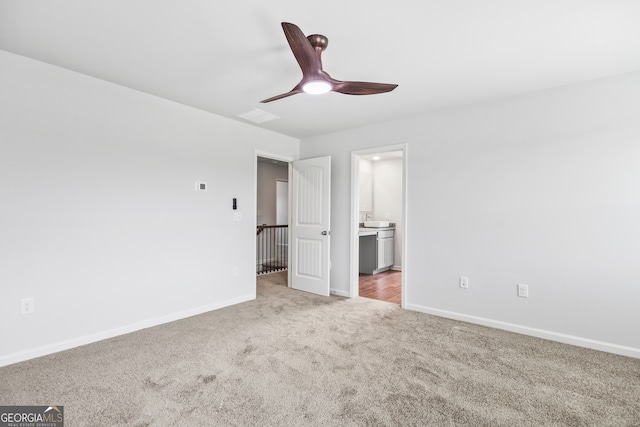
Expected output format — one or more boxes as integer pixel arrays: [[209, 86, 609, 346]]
[[321, 231, 330, 235]]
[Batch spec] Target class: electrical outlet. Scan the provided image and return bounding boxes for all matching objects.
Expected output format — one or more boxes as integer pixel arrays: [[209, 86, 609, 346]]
[[21, 298, 34, 314], [517, 284, 529, 298], [459, 276, 469, 289]]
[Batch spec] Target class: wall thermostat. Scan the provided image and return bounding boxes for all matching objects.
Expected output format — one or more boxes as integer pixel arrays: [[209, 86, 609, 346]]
[[195, 181, 207, 192]]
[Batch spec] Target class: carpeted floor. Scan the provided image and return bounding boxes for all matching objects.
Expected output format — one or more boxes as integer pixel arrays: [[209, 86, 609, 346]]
[[1, 271, 639, 426]]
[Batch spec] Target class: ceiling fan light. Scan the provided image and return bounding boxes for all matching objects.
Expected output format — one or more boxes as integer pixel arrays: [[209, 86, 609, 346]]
[[302, 81, 332, 95]]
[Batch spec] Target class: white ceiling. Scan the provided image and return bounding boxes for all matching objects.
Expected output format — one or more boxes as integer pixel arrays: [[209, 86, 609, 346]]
[[1, 1, 639, 139]]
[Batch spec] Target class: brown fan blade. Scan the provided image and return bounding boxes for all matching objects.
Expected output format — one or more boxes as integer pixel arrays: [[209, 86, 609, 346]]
[[281, 22, 322, 77], [331, 80, 398, 95], [260, 88, 302, 103]]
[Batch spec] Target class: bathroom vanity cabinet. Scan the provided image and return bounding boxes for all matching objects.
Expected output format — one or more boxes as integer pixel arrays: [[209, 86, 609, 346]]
[[359, 228, 394, 274]]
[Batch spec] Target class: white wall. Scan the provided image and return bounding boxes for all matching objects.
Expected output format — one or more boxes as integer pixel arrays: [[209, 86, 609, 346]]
[[358, 158, 373, 220], [301, 72, 640, 357], [256, 160, 288, 226], [372, 158, 403, 268], [0, 50, 298, 366]]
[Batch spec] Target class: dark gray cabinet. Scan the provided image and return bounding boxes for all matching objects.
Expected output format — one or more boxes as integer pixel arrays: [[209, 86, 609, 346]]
[[359, 229, 394, 274]]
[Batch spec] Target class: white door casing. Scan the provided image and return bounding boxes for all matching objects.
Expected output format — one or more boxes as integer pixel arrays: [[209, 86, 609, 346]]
[[290, 156, 331, 296]]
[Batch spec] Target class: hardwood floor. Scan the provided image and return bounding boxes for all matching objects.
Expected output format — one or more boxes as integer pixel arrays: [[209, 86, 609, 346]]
[[359, 270, 402, 304]]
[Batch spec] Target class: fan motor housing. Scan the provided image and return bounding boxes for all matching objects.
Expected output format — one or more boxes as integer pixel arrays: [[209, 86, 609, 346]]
[[307, 34, 328, 51]]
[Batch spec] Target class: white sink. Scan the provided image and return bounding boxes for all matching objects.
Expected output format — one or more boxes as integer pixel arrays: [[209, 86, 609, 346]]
[[364, 220, 390, 228]]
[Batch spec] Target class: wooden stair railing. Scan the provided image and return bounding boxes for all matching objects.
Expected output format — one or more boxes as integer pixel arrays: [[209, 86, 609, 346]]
[[256, 224, 288, 275]]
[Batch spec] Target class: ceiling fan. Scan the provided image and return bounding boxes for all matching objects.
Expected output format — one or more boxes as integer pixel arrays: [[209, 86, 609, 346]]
[[261, 22, 398, 103]]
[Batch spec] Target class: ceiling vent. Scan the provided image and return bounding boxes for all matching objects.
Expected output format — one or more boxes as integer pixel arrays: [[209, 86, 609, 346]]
[[236, 108, 279, 124]]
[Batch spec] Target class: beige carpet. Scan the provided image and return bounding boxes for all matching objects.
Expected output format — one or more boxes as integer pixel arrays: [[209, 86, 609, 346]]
[[1, 271, 639, 426]]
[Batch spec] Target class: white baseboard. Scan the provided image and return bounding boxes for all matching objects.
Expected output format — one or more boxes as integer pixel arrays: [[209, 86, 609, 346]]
[[405, 303, 640, 359], [391, 265, 402, 271], [0, 294, 255, 368], [330, 288, 350, 297]]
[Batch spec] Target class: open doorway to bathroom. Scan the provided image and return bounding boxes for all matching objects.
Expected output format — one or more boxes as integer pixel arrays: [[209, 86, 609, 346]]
[[351, 146, 406, 306]]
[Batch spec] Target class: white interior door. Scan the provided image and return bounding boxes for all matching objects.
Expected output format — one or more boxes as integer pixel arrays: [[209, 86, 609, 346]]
[[290, 156, 331, 296]]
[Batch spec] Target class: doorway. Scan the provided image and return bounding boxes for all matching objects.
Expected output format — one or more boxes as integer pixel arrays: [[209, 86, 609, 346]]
[[256, 154, 291, 281], [255, 151, 333, 298], [350, 144, 407, 307]]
